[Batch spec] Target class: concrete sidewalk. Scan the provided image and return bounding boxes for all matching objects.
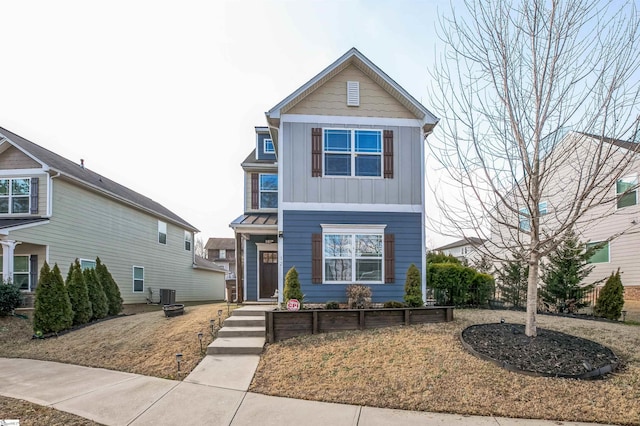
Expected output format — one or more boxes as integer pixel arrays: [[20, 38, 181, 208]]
[[0, 358, 608, 426]]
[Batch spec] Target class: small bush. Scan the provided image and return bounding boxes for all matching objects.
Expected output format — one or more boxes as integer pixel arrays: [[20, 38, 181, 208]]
[[283, 267, 304, 306], [84, 267, 108, 320], [325, 301, 340, 309], [404, 264, 423, 307], [66, 260, 92, 325], [96, 257, 123, 316], [427, 252, 462, 265], [346, 284, 372, 308], [0, 281, 22, 316], [595, 269, 625, 320], [469, 273, 495, 306], [33, 262, 73, 334], [383, 300, 405, 308]]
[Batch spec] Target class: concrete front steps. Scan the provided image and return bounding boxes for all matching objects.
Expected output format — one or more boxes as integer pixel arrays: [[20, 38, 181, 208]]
[[206, 305, 275, 355]]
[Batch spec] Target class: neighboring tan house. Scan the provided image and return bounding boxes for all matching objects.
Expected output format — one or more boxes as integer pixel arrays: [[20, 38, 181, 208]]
[[490, 131, 640, 300], [433, 237, 486, 264], [0, 126, 226, 305], [230, 47, 439, 304], [204, 237, 237, 301]]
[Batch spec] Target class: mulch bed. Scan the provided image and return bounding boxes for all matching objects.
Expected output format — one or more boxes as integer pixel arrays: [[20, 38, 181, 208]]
[[461, 323, 619, 379]]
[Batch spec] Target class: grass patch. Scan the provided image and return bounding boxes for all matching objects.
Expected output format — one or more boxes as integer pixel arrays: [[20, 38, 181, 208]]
[[250, 309, 640, 425]]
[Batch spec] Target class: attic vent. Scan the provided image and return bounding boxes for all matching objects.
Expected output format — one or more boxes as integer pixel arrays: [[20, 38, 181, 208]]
[[347, 81, 360, 106]]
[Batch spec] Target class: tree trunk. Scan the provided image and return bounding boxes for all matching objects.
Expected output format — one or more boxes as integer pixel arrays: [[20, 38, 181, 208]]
[[525, 252, 539, 337]]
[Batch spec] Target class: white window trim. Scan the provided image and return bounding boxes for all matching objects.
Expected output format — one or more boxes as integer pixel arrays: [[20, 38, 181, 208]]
[[1, 254, 31, 291], [264, 138, 275, 154], [519, 202, 548, 232], [133, 266, 144, 293], [616, 174, 638, 210], [322, 128, 383, 178], [184, 231, 192, 251], [0, 177, 31, 215], [259, 173, 278, 209], [587, 241, 610, 264], [219, 249, 226, 259], [158, 221, 167, 245], [79, 258, 96, 270], [320, 224, 386, 284]]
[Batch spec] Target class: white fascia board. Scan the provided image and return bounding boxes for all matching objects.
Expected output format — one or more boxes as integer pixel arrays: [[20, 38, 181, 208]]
[[0, 169, 48, 176], [229, 225, 277, 235], [0, 219, 50, 235], [281, 202, 422, 213], [0, 134, 48, 169], [321, 223, 386, 233], [281, 114, 423, 128]]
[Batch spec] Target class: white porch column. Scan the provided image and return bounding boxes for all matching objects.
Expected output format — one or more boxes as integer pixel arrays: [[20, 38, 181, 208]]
[[0, 240, 20, 284]]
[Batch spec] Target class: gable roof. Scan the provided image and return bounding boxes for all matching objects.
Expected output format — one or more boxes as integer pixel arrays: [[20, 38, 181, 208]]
[[193, 255, 228, 273], [434, 237, 487, 252], [265, 47, 439, 134], [0, 126, 198, 232], [204, 237, 235, 251], [577, 131, 640, 152]]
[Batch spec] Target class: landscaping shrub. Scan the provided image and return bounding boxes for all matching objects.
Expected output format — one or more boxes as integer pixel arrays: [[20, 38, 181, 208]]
[[594, 269, 625, 320], [283, 266, 304, 306], [495, 255, 528, 309], [383, 300, 405, 308], [33, 262, 73, 334], [404, 263, 423, 307], [325, 301, 340, 309], [427, 262, 479, 306], [346, 284, 372, 308], [427, 252, 461, 265], [96, 257, 123, 316], [84, 267, 108, 320], [0, 281, 22, 316], [469, 272, 495, 306], [65, 260, 92, 325]]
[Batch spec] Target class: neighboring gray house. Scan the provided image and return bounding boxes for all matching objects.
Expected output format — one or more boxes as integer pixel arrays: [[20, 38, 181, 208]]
[[433, 237, 486, 264], [205, 237, 237, 301], [0, 126, 226, 305], [231, 48, 439, 304]]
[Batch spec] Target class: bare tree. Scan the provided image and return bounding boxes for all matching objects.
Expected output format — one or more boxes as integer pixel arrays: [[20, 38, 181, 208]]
[[428, 0, 640, 336], [194, 236, 206, 259]]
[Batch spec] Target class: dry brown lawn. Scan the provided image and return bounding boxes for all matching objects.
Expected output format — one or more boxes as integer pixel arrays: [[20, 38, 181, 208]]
[[0, 396, 100, 426], [0, 301, 236, 379], [250, 309, 640, 426]]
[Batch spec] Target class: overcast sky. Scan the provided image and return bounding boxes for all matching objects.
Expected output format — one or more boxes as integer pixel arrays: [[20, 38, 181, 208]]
[[1, 0, 453, 247]]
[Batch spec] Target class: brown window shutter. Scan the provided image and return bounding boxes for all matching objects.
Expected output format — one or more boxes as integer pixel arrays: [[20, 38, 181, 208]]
[[30, 177, 39, 214], [383, 130, 393, 179], [384, 234, 395, 283], [312, 233, 322, 283], [251, 173, 259, 209], [312, 128, 322, 177]]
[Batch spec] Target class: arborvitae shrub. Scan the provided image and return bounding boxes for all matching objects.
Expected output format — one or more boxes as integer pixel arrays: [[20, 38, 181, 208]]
[[595, 269, 625, 320], [283, 267, 304, 306], [0, 281, 22, 316], [33, 262, 73, 334], [96, 257, 123, 316], [66, 260, 92, 325], [383, 300, 405, 308], [404, 263, 423, 307], [84, 267, 108, 320]]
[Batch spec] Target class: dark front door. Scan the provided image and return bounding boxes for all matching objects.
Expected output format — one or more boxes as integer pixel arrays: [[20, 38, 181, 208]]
[[259, 251, 278, 299]]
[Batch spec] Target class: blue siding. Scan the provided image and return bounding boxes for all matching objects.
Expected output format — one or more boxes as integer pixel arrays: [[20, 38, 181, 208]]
[[245, 235, 277, 301], [283, 210, 422, 303], [256, 132, 276, 161]]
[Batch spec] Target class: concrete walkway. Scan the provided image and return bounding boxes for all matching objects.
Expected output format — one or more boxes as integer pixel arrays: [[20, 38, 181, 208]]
[[0, 306, 611, 425]]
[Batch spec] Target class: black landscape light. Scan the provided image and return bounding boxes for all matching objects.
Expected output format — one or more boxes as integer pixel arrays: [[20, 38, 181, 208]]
[[176, 353, 183, 377], [197, 331, 204, 354], [210, 319, 216, 335]]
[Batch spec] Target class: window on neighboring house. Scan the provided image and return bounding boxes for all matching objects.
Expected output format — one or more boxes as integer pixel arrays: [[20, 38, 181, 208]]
[[0, 178, 30, 214], [519, 202, 548, 232], [133, 266, 144, 292], [219, 249, 226, 259], [587, 241, 609, 264], [323, 227, 384, 283], [158, 221, 167, 244], [264, 138, 275, 154], [80, 259, 96, 270], [259, 174, 278, 209], [184, 231, 192, 251], [324, 129, 382, 177], [617, 176, 637, 208], [0, 255, 30, 290]]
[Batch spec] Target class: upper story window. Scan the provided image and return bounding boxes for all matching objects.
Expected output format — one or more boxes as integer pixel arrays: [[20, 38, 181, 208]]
[[219, 249, 226, 259], [0, 178, 30, 214], [264, 139, 275, 154], [184, 231, 192, 251], [324, 129, 382, 177], [587, 241, 609, 264], [259, 174, 278, 209], [519, 202, 548, 232], [323, 228, 384, 284], [616, 175, 637, 208], [158, 221, 167, 244]]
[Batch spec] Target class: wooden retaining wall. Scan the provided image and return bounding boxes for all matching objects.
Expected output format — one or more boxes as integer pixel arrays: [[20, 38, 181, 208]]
[[265, 306, 454, 343]]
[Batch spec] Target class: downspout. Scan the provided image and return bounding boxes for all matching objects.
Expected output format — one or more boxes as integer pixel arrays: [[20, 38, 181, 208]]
[[268, 122, 284, 306]]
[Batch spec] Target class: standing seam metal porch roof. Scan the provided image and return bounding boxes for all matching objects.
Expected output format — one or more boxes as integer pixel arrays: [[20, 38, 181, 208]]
[[230, 213, 278, 227]]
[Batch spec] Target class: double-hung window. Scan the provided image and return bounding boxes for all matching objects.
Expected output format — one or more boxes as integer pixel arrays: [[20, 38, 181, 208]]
[[133, 266, 144, 292], [324, 129, 382, 177], [158, 221, 167, 244], [322, 225, 384, 283], [0, 178, 30, 214], [259, 174, 278, 209], [519, 202, 548, 232], [184, 231, 192, 251], [0, 255, 30, 290], [264, 138, 275, 154], [617, 175, 637, 208]]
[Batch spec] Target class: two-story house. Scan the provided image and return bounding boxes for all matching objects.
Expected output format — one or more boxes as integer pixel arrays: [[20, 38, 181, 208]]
[[230, 48, 439, 304], [0, 126, 226, 305], [433, 238, 487, 264], [204, 237, 237, 300]]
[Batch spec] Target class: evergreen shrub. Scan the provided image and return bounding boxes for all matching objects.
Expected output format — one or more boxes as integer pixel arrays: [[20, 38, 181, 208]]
[[0, 281, 22, 316], [33, 262, 73, 334], [594, 269, 625, 320], [404, 263, 423, 307]]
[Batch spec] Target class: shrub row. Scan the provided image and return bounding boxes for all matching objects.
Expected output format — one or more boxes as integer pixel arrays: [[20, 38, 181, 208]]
[[427, 262, 494, 306]]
